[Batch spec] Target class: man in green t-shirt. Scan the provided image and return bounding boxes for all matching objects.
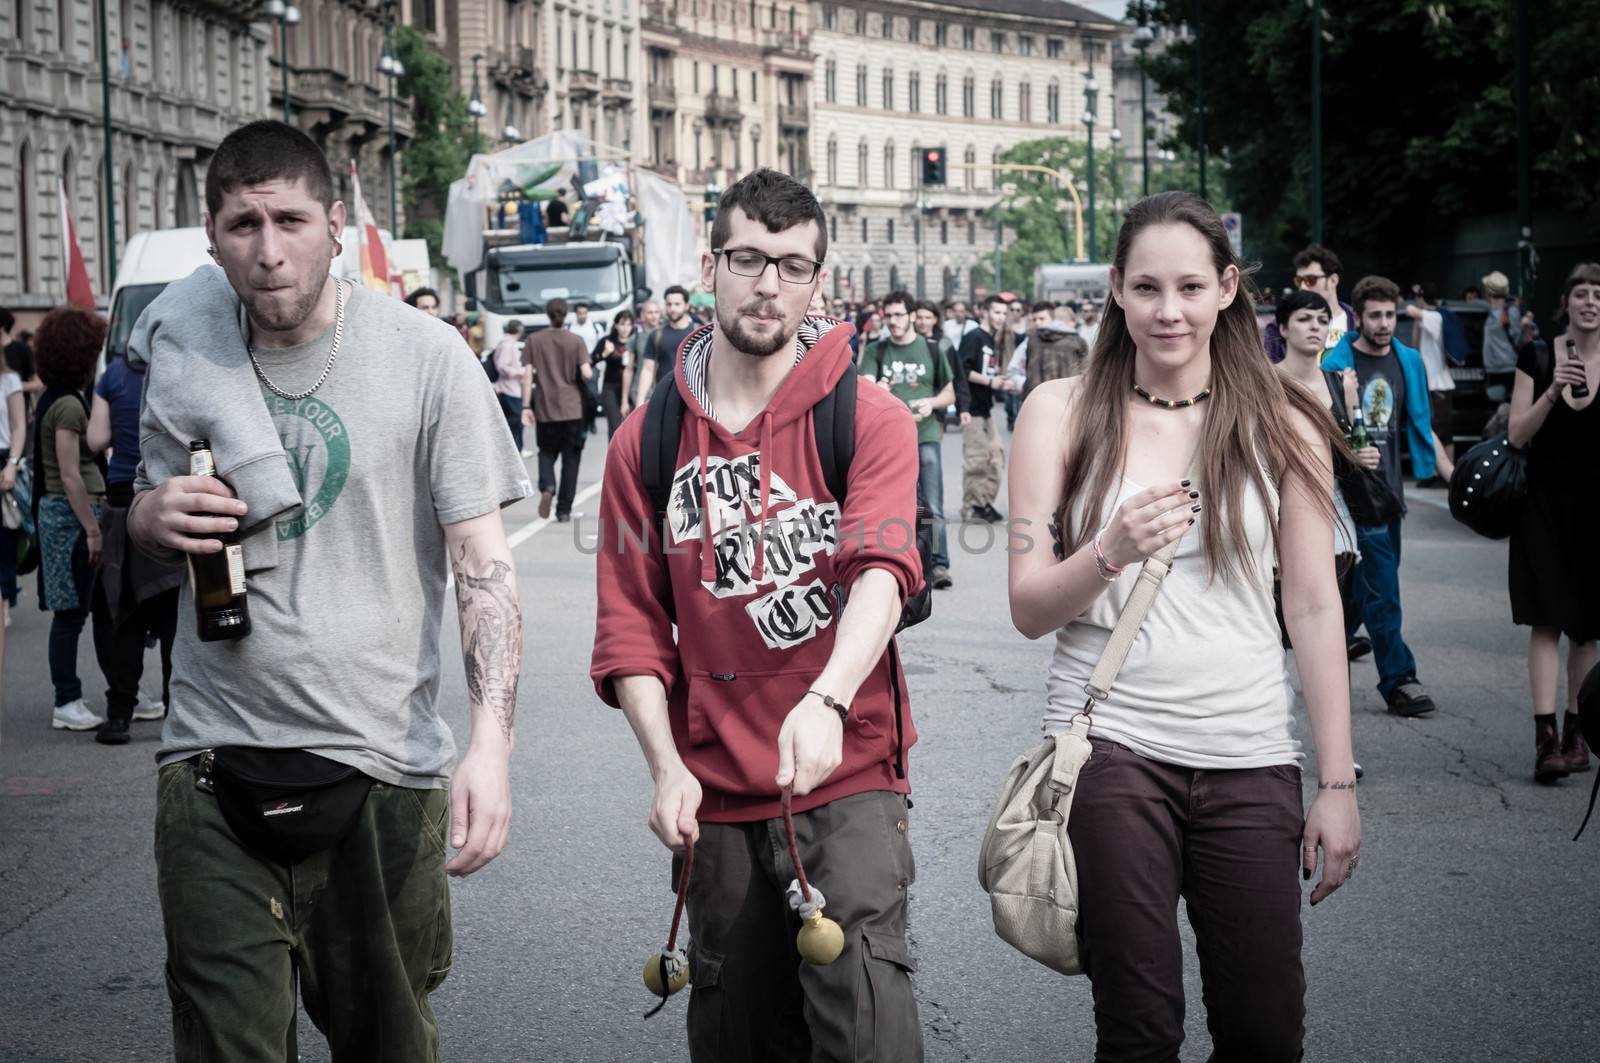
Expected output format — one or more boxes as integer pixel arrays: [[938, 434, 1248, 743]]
[[859, 290, 956, 588]]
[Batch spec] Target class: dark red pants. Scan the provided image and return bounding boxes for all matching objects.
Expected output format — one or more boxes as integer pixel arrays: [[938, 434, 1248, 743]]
[[1067, 738, 1307, 1063]]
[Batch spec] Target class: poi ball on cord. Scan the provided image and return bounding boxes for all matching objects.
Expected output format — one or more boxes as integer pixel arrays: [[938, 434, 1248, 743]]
[[797, 909, 845, 965], [643, 948, 689, 997]]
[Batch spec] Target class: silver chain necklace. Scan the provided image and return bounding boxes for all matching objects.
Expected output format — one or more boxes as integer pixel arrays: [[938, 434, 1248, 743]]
[[248, 280, 346, 401]]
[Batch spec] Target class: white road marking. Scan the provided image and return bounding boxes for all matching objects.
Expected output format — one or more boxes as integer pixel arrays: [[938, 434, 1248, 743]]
[[506, 481, 605, 549]]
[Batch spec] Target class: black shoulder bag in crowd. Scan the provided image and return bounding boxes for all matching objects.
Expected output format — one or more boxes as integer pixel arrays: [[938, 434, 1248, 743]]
[[198, 748, 375, 865], [1447, 343, 1544, 540]]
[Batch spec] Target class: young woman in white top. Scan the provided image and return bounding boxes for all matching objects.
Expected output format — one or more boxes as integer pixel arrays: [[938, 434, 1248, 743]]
[[1008, 192, 1360, 1061]]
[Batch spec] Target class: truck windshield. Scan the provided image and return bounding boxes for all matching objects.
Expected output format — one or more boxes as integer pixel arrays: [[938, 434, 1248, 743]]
[[485, 257, 625, 315], [105, 283, 169, 362]]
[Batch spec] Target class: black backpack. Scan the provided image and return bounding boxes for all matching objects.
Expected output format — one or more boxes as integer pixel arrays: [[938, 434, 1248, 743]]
[[639, 370, 930, 781]]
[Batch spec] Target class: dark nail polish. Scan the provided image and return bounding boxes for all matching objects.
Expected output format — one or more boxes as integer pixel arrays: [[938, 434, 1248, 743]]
[[1181, 479, 1192, 487], [1188, 490, 1200, 499], [1303, 868, 1311, 881], [1187, 518, 1196, 525], [1191, 504, 1202, 513]]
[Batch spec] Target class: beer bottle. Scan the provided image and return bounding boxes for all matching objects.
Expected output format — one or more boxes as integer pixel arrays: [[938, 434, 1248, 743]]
[[1348, 405, 1372, 452], [1567, 339, 1590, 400], [187, 439, 252, 641]]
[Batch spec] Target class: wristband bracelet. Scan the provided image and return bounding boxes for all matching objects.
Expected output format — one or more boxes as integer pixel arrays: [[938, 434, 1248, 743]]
[[1092, 529, 1125, 582], [808, 689, 849, 723]]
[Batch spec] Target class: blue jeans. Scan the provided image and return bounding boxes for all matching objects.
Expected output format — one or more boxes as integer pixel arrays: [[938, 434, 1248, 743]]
[[47, 533, 113, 706], [497, 393, 524, 451], [1354, 517, 1419, 697], [917, 440, 949, 571]]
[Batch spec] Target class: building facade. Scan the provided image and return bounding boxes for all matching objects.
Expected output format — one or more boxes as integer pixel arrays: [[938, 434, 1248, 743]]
[[0, 0, 435, 317], [448, 0, 645, 160], [266, 0, 418, 236], [810, 0, 1120, 302], [640, 0, 813, 223], [1, 0, 270, 314]]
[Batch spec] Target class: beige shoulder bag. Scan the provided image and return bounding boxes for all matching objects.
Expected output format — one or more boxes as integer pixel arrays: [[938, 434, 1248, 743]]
[[977, 536, 1181, 975]]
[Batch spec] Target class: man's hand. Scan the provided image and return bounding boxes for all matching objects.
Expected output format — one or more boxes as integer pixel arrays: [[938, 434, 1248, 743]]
[[130, 475, 247, 555], [446, 737, 512, 876], [0, 464, 15, 493], [959, 411, 972, 427], [521, 407, 534, 427], [1355, 446, 1381, 470], [775, 696, 844, 797], [649, 762, 703, 851]]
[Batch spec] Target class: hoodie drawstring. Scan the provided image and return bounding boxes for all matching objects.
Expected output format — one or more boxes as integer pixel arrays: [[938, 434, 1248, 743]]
[[697, 417, 716, 585], [751, 410, 774, 585]]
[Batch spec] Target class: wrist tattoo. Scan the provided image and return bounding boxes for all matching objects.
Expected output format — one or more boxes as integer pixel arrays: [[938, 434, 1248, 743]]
[[1318, 779, 1357, 791], [451, 541, 523, 741]]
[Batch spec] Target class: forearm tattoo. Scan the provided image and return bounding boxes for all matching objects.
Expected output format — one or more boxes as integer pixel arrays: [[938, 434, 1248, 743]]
[[1318, 780, 1357, 791], [451, 541, 523, 740]]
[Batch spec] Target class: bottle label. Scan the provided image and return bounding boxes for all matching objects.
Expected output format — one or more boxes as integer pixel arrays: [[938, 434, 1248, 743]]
[[190, 449, 216, 477], [225, 544, 246, 595]]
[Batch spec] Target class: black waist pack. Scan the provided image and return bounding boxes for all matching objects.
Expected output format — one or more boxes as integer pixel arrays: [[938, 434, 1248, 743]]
[[201, 748, 374, 865]]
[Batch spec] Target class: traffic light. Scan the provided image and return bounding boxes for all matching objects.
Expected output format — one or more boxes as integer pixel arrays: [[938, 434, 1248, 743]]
[[919, 147, 947, 187], [704, 187, 719, 223]]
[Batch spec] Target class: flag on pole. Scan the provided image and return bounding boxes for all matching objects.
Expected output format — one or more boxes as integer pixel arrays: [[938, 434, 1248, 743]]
[[349, 160, 391, 295], [58, 178, 96, 310]]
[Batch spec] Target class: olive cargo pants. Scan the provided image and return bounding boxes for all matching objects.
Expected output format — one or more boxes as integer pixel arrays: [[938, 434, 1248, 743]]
[[154, 759, 453, 1062], [683, 790, 924, 1063]]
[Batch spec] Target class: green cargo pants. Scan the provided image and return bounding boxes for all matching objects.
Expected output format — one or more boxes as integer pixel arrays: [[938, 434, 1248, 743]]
[[154, 758, 453, 1063]]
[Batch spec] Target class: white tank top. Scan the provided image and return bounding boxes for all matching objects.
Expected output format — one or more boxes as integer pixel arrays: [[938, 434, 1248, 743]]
[[1043, 474, 1301, 769]]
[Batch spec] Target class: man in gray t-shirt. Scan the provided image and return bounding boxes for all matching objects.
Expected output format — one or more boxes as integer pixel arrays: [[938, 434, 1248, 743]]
[[128, 120, 530, 1059]]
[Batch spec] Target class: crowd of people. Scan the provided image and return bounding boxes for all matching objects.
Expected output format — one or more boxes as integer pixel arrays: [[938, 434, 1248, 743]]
[[0, 115, 1596, 1063]]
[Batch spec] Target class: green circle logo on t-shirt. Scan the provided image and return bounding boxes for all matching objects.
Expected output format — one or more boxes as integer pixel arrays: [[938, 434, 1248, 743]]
[[265, 394, 351, 541]]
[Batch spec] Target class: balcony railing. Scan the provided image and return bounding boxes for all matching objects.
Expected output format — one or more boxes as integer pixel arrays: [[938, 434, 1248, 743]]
[[568, 69, 601, 96], [777, 101, 809, 127], [704, 92, 742, 123], [603, 77, 634, 101]]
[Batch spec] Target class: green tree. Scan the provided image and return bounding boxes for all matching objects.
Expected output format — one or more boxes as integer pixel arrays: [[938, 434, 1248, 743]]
[[1140, 0, 1600, 279], [394, 24, 474, 267], [974, 136, 1126, 293]]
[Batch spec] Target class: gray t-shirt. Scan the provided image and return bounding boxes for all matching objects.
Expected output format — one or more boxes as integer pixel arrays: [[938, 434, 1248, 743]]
[[158, 285, 532, 787]]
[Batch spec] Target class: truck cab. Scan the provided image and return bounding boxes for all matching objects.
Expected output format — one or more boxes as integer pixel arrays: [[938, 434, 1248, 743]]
[[470, 239, 649, 352]]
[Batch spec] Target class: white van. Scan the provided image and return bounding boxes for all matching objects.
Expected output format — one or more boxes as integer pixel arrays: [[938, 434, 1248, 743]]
[[103, 226, 412, 363]]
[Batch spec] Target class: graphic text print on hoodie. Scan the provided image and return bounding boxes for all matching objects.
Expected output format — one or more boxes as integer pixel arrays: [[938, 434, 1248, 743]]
[[591, 316, 925, 823]]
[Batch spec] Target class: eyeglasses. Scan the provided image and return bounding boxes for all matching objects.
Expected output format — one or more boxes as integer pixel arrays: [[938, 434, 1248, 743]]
[[714, 248, 822, 284], [1293, 273, 1329, 288]]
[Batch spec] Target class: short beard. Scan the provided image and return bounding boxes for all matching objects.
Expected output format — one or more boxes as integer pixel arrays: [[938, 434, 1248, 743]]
[[242, 275, 327, 336], [718, 303, 792, 358]]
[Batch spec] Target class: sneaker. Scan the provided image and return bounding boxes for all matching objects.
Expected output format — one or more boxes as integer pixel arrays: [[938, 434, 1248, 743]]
[[1353, 762, 1365, 781], [95, 717, 131, 745], [51, 699, 103, 732], [1347, 636, 1372, 661], [538, 490, 554, 519], [132, 690, 167, 722], [520, 447, 535, 458], [1561, 711, 1590, 774], [1536, 719, 1570, 784], [930, 567, 953, 590], [977, 504, 1005, 524], [1385, 677, 1437, 718]]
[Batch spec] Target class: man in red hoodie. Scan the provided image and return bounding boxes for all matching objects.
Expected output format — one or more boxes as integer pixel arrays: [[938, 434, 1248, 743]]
[[591, 169, 925, 1060]]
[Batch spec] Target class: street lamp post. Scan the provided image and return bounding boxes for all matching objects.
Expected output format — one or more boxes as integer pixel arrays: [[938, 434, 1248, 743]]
[[97, 0, 116, 284], [468, 54, 488, 158], [1133, 17, 1154, 198], [1083, 52, 1099, 262], [263, 0, 301, 124], [1310, 0, 1323, 243], [377, 2, 404, 235], [1109, 127, 1123, 214], [1191, 0, 1206, 200]]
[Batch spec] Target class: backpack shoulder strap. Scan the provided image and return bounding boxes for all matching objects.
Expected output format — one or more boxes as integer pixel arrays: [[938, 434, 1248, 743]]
[[814, 369, 857, 507], [640, 374, 685, 530]]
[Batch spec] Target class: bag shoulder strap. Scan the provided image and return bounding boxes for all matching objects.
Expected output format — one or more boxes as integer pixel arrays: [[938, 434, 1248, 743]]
[[814, 370, 857, 507], [1083, 536, 1182, 705], [640, 374, 685, 526]]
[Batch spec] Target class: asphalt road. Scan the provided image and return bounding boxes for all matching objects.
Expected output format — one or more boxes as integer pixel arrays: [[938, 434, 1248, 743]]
[[2, 426, 1597, 1063]]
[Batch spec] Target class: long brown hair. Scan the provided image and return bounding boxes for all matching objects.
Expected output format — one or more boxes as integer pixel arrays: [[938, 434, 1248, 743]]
[[1055, 192, 1343, 583]]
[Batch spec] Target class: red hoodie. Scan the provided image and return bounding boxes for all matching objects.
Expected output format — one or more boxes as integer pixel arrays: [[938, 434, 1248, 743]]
[[590, 316, 923, 822]]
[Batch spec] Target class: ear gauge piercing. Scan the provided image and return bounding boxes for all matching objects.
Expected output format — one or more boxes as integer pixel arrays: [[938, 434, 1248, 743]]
[[207, 246, 218, 256]]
